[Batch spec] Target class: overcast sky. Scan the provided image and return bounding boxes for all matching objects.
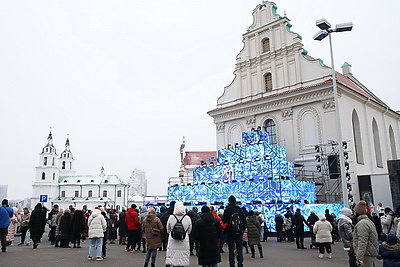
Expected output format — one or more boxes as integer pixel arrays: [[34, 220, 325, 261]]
[[1, 1, 399, 200]]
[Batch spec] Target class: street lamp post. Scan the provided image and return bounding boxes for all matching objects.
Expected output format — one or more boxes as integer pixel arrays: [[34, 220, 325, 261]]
[[313, 18, 353, 207]]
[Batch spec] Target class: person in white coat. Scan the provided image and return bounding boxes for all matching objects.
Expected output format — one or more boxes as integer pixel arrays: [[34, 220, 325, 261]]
[[313, 214, 333, 259], [87, 207, 107, 261], [165, 202, 192, 267]]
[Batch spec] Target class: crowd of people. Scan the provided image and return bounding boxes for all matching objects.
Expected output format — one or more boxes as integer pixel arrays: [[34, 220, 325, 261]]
[[1, 197, 400, 266]]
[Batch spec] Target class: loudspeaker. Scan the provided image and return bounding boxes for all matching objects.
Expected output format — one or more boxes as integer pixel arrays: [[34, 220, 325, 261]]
[[328, 155, 340, 179]]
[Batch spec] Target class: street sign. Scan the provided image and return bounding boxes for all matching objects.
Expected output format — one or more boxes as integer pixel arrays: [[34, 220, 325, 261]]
[[40, 195, 48, 203]]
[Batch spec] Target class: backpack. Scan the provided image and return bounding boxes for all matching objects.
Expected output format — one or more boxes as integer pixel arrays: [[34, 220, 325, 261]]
[[229, 212, 243, 235], [171, 214, 187, 240]]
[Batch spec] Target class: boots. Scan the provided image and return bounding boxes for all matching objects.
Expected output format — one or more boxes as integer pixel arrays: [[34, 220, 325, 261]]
[[250, 246, 255, 258], [258, 243, 264, 258], [151, 264, 155, 267], [144, 262, 148, 267]]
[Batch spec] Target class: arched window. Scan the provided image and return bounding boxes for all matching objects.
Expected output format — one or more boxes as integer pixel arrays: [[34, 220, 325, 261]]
[[117, 190, 122, 197], [372, 118, 383, 167], [264, 73, 272, 92], [52, 157, 55, 166], [228, 125, 242, 145], [262, 38, 270, 52], [70, 162, 72, 170], [43, 157, 47, 166], [302, 112, 317, 147], [52, 173, 55, 180], [389, 125, 397, 159], [41, 172, 45, 180], [103, 190, 107, 197], [61, 191, 65, 197], [62, 161, 66, 170], [352, 110, 364, 164], [264, 119, 277, 145], [88, 190, 93, 197], [75, 190, 79, 197]]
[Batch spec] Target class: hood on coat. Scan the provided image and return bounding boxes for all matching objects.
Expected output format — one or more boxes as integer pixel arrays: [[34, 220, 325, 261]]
[[91, 209, 101, 218], [319, 214, 326, 221], [173, 202, 185, 216], [160, 205, 167, 213], [34, 203, 42, 210], [146, 213, 156, 222], [200, 211, 214, 223]]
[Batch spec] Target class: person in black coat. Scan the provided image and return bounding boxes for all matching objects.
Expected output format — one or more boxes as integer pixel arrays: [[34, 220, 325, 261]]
[[28, 203, 47, 249], [293, 208, 310, 249], [275, 211, 284, 242], [222, 195, 246, 267], [160, 201, 175, 252], [307, 211, 320, 247], [59, 209, 72, 248], [70, 209, 86, 248], [193, 206, 222, 267], [118, 207, 128, 245]]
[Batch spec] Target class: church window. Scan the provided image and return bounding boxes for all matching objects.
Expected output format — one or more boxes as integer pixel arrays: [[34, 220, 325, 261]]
[[262, 38, 270, 52], [264, 119, 277, 145], [389, 125, 397, 159], [46, 148, 48, 152], [43, 157, 47, 166], [88, 190, 93, 197], [75, 191, 79, 197], [41, 172, 45, 180], [52, 157, 54, 166], [103, 190, 107, 197], [52, 173, 55, 180], [62, 161, 66, 170], [372, 118, 383, 167], [117, 190, 122, 197], [70, 162, 72, 170], [61, 191, 65, 197], [352, 110, 364, 164], [264, 73, 272, 92], [67, 154, 69, 158]]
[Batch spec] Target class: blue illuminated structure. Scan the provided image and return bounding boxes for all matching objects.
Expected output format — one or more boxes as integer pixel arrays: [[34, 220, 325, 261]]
[[168, 130, 343, 231]]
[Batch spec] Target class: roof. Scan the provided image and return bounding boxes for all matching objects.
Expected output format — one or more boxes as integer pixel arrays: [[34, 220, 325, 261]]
[[183, 151, 217, 166], [59, 174, 127, 185]]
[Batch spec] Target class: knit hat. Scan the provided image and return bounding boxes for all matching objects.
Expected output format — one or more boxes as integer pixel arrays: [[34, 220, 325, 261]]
[[386, 234, 398, 246], [201, 205, 210, 213], [228, 195, 236, 204], [341, 207, 353, 217], [355, 200, 367, 215], [276, 211, 281, 215]]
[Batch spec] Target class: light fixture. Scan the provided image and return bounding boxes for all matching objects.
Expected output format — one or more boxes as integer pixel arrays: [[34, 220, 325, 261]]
[[315, 145, 320, 153], [316, 165, 322, 172], [344, 151, 349, 160], [343, 141, 348, 149]]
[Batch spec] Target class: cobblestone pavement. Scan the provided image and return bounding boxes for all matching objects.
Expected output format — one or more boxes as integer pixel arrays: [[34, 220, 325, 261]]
[[1, 237, 383, 267]]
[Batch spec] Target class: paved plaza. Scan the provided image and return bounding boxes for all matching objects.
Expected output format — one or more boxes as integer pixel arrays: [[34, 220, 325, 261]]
[[1, 236, 384, 267]]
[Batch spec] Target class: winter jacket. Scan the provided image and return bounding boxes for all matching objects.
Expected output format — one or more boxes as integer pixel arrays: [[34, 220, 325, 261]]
[[353, 214, 379, 262], [313, 214, 333, 243], [338, 214, 354, 251], [275, 215, 284, 231], [59, 212, 72, 240], [71, 210, 86, 236], [20, 212, 30, 227], [28, 203, 46, 238], [55, 212, 64, 236], [379, 241, 400, 267], [107, 213, 118, 240], [6, 208, 19, 242], [142, 213, 163, 250], [381, 214, 399, 235], [193, 212, 222, 266], [87, 209, 107, 239], [118, 211, 128, 237], [222, 204, 246, 236], [165, 202, 192, 267], [293, 211, 309, 231], [0, 205, 13, 228], [125, 208, 140, 230], [307, 213, 319, 228], [47, 209, 59, 227], [211, 210, 227, 230], [246, 215, 261, 246]]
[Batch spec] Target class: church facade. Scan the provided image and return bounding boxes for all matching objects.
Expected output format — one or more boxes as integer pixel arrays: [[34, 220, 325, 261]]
[[208, 2, 400, 207], [31, 132, 128, 210]]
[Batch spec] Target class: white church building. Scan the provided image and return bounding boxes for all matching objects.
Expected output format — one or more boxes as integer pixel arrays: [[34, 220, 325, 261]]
[[31, 132, 128, 210], [208, 2, 400, 207]]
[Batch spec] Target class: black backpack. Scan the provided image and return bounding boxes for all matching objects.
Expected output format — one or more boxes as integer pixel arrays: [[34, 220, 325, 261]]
[[229, 212, 243, 235], [171, 214, 187, 240]]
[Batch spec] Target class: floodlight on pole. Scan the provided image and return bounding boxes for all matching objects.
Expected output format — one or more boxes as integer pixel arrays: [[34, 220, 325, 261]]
[[314, 18, 352, 207]]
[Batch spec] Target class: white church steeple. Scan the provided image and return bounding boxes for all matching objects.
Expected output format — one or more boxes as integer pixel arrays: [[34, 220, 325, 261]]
[[59, 135, 75, 176]]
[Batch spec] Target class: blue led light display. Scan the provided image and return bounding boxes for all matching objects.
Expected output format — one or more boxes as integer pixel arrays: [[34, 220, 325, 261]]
[[168, 130, 343, 231]]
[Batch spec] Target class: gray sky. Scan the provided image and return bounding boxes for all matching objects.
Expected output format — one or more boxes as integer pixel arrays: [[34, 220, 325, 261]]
[[1, 1, 399, 200]]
